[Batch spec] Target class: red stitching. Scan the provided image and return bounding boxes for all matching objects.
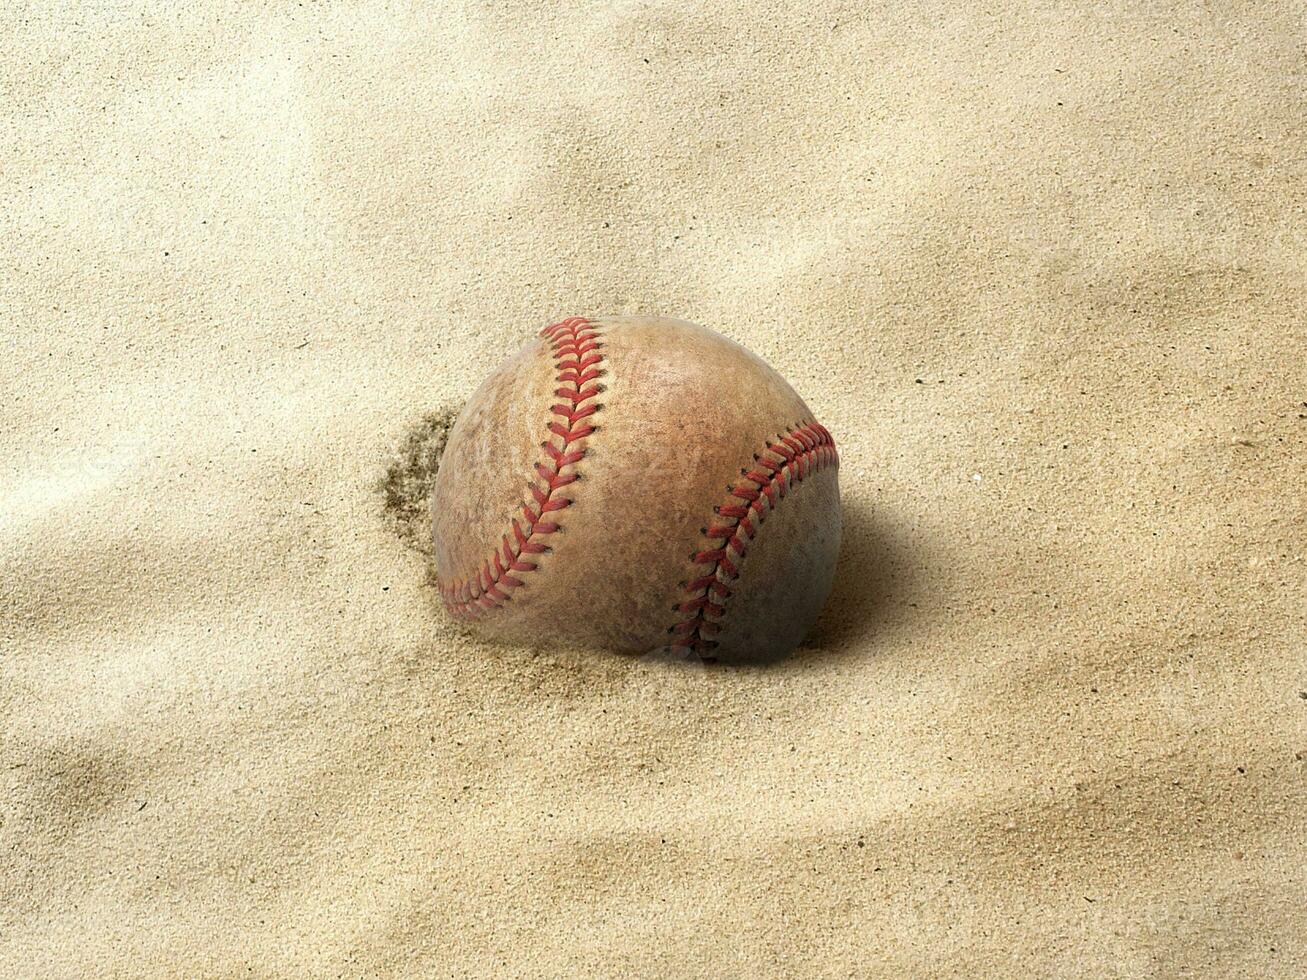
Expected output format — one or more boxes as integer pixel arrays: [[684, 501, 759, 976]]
[[437, 316, 603, 619], [668, 421, 838, 656]]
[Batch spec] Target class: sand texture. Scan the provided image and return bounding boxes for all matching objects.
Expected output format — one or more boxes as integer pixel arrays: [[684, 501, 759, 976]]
[[3, 3, 1305, 976]]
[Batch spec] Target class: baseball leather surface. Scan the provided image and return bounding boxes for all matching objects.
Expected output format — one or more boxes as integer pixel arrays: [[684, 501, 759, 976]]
[[430, 315, 841, 662]]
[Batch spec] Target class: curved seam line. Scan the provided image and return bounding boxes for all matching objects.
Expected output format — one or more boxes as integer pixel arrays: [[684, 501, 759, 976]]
[[668, 421, 839, 655], [437, 316, 604, 618]]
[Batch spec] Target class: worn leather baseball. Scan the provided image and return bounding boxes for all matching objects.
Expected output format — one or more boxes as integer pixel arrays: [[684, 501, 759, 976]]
[[430, 315, 841, 662]]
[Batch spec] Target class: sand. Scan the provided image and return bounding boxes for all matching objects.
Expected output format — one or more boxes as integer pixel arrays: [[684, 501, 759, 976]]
[[3, 2, 1305, 976]]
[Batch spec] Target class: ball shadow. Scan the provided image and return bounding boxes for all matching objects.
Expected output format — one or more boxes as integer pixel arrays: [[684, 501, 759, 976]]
[[796, 494, 920, 662]]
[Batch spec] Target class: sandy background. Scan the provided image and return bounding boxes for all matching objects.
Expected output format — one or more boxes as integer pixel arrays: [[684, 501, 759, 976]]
[[3, 2, 1306, 976]]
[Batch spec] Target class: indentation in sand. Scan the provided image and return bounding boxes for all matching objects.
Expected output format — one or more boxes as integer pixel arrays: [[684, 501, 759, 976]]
[[380, 406, 461, 557]]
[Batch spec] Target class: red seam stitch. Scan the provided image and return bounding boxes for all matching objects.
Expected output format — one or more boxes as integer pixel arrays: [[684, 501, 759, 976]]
[[668, 420, 839, 655], [437, 316, 602, 619]]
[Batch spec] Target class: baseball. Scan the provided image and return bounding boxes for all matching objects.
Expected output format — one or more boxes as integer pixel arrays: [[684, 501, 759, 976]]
[[430, 315, 841, 662]]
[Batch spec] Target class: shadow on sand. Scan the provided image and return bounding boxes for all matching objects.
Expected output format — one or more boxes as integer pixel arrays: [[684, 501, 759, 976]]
[[796, 494, 921, 663]]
